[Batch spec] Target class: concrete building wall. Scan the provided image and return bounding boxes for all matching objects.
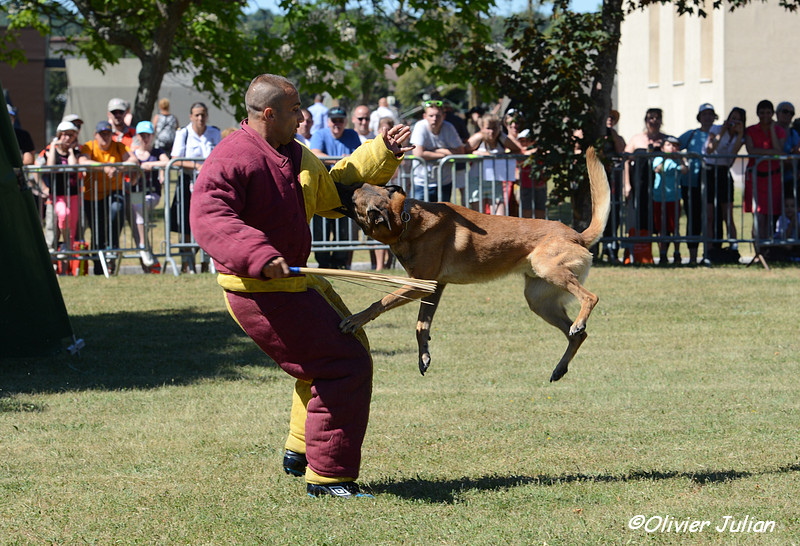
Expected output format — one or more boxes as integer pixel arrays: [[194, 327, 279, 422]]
[[64, 58, 238, 146], [615, 3, 800, 143]]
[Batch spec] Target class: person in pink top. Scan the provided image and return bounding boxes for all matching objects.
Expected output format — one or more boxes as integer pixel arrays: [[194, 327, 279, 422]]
[[745, 99, 786, 239]]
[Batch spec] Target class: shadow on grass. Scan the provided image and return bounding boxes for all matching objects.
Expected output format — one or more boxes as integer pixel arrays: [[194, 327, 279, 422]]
[[370, 463, 800, 503], [0, 309, 274, 399]]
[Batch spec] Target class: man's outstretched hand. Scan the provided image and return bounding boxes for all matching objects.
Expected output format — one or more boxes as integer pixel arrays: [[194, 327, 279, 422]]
[[382, 124, 414, 157]]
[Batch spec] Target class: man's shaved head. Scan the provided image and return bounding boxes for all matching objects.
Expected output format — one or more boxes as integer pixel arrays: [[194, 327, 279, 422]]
[[244, 74, 303, 148], [245, 74, 296, 115]]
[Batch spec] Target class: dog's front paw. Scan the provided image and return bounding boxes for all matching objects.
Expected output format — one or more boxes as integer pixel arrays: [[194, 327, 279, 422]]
[[339, 313, 368, 334]]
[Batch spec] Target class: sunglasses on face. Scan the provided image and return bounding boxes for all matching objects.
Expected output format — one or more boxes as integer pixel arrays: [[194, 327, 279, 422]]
[[780, 109, 795, 116], [355, 117, 369, 122], [111, 110, 125, 116], [423, 100, 443, 108]]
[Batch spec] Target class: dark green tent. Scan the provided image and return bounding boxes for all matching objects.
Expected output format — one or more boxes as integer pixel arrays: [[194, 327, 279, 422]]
[[1, 80, 73, 357]]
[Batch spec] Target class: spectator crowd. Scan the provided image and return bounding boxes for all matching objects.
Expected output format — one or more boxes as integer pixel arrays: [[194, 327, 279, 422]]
[[8, 93, 800, 275]]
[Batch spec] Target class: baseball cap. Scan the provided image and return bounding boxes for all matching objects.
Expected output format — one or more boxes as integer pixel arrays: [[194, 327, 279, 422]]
[[95, 120, 113, 133], [63, 114, 83, 124], [136, 120, 154, 134], [777, 101, 795, 114], [664, 135, 680, 145], [108, 98, 129, 112], [328, 106, 346, 119], [56, 121, 78, 133], [7, 104, 16, 116], [698, 103, 715, 115]]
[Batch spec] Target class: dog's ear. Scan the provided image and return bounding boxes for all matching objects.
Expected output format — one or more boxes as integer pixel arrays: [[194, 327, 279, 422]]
[[385, 184, 406, 198]]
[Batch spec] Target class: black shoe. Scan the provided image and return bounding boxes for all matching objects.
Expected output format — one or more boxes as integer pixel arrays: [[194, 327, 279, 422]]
[[283, 450, 307, 477], [307, 482, 373, 499]]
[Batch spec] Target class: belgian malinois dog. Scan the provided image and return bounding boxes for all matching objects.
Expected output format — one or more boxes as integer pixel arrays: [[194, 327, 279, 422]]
[[335, 147, 610, 382]]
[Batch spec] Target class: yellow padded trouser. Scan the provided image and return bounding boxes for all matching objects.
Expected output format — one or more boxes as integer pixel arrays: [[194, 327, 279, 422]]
[[283, 275, 371, 484]]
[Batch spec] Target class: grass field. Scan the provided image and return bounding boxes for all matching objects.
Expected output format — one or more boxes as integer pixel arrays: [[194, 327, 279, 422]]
[[2, 265, 800, 544]]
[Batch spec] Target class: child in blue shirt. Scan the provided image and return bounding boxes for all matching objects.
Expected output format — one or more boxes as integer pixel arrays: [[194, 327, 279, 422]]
[[652, 136, 688, 265]]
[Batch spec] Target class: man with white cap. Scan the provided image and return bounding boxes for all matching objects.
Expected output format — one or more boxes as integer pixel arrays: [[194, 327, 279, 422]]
[[62, 113, 84, 139], [775, 101, 800, 154], [107, 97, 135, 147], [678, 103, 718, 265], [775, 101, 800, 210]]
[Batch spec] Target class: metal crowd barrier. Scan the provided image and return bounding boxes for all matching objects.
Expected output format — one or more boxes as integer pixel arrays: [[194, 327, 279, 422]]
[[161, 157, 217, 276], [24, 151, 799, 276], [25, 162, 160, 277], [607, 151, 800, 266]]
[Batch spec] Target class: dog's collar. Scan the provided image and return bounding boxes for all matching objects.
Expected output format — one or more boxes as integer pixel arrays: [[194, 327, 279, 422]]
[[401, 198, 412, 224], [399, 198, 412, 237]]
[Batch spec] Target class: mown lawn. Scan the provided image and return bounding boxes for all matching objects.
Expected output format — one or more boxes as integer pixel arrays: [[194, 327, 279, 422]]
[[2, 266, 799, 544]]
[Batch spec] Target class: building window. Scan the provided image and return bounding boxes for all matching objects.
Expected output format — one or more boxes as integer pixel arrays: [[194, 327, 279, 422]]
[[673, 7, 685, 85], [700, 2, 713, 81], [649, 5, 660, 86]]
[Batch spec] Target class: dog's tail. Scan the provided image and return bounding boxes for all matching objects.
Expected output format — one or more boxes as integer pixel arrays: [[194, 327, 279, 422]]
[[580, 146, 611, 248]]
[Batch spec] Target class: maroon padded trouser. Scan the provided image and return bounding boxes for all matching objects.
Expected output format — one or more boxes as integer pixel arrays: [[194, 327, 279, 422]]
[[225, 287, 372, 479]]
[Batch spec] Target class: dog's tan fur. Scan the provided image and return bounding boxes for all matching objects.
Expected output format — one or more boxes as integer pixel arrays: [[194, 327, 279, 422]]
[[336, 147, 610, 381]]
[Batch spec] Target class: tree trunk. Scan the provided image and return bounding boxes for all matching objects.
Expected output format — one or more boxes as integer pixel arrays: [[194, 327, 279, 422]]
[[130, 0, 192, 123], [573, 0, 624, 233], [133, 54, 168, 125]]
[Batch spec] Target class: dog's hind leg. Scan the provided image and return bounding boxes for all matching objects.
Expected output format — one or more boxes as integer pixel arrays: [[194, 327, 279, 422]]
[[531, 254, 598, 337], [562, 279, 598, 337], [524, 277, 588, 382], [416, 284, 446, 375]]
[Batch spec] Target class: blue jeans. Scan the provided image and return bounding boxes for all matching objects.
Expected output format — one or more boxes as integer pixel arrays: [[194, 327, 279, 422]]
[[85, 192, 126, 274], [413, 183, 452, 202]]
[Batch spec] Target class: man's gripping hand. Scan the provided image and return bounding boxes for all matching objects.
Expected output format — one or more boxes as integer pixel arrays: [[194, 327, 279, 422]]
[[262, 256, 290, 279]]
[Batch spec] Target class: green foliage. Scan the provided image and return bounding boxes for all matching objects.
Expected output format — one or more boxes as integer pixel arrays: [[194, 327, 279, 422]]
[[0, 0, 496, 119], [394, 65, 437, 111], [0, 0, 259, 120], [462, 8, 614, 206]]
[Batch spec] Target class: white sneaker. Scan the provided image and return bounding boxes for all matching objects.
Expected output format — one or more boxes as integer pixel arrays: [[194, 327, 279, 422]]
[[139, 249, 155, 267]]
